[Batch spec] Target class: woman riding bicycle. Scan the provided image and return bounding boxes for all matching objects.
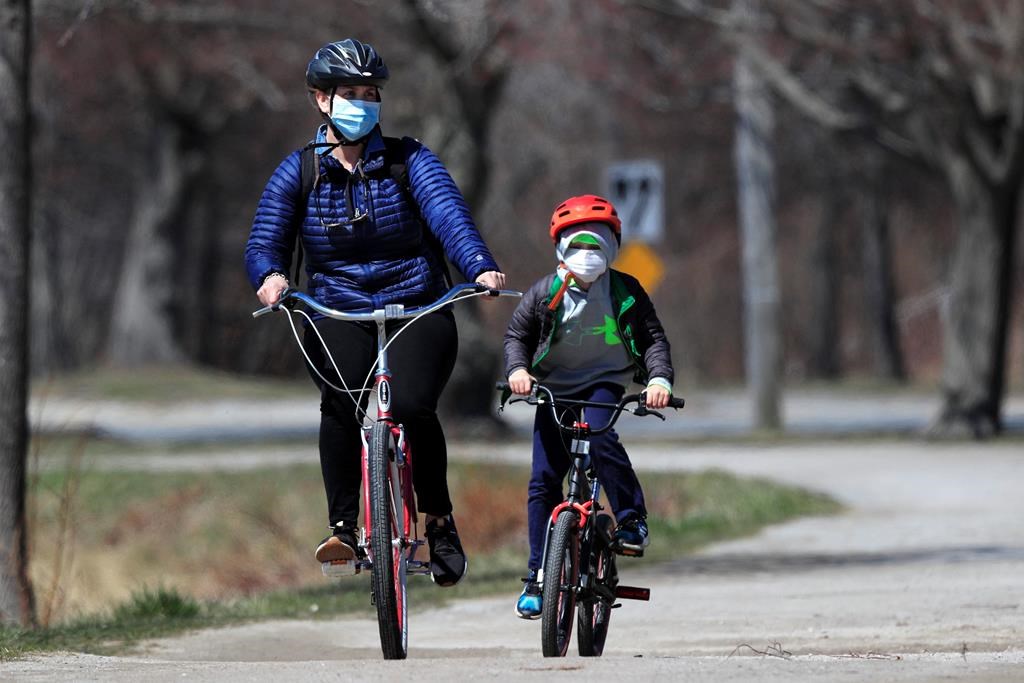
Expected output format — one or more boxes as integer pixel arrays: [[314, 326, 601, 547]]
[[244, 38, 506, 587], [503, 194, 674, 618]]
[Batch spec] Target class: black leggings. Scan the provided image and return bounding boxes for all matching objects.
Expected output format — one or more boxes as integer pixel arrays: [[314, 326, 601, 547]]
[[303, 309, 458, 527]]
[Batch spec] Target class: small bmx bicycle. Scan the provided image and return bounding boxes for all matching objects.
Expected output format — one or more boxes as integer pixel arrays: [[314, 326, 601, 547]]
[[497, 381, 684, 657], [255, 283, 519, 659]]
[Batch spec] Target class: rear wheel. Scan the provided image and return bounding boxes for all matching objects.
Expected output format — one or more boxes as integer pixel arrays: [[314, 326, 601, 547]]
[[578, 515, 616, 656], [367, 421, 408, 660], [541, 510, 580, 657]]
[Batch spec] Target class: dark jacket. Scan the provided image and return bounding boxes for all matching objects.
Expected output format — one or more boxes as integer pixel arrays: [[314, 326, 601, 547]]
[[244, 129, 499, 311], [504, 269, 674, 387]]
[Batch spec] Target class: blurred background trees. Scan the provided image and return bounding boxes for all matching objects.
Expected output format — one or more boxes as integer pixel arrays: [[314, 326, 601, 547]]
[[20, 0, 1024, 435]]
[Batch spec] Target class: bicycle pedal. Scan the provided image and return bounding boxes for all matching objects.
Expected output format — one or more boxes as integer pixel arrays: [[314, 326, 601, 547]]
[[321, 559, 361, 578], [616, 544, 645, 558], [614, 585, 650, 601], [407, 560, 431, 574]]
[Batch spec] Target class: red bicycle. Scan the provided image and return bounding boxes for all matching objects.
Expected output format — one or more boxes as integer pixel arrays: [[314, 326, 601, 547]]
[[498, 382, 684, 657], [255, 283, 519, 659]]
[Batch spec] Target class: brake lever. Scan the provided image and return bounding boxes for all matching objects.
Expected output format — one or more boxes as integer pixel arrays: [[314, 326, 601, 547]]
[[632, 398, 666, 421]]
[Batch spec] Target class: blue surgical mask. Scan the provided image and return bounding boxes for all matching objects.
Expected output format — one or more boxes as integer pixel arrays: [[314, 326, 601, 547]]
[[330, 96, 381, 141]]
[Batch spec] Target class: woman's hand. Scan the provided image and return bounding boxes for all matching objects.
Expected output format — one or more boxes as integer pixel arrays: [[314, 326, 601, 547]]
[[475, 270, 507, 291], [257, 273, 289, 307], [644, 384, 671, 410], [508, 368, 536, 395]]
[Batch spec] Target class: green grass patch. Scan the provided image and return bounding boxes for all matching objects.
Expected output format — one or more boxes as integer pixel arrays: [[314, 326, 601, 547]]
[[7, 458, 840, 658]]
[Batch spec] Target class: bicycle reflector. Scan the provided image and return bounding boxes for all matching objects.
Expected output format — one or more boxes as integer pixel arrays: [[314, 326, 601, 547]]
[[322, 559, 361, 578], [614, 585, 651, 601]]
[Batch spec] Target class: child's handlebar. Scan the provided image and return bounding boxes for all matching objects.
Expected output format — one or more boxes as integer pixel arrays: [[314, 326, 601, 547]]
[[495, 381, 684, 434]]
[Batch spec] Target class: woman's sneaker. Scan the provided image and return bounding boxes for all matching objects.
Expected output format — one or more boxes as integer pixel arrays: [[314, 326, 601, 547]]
[[614, 515, 649, 556], [425, 515, 468, 586], [515, 570, 542, 620], [315, 521, 359, 562]]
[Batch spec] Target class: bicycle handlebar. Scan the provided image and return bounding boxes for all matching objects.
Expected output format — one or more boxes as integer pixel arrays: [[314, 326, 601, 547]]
[[495, 381, 684, 435], [253, 282, 522, 321]]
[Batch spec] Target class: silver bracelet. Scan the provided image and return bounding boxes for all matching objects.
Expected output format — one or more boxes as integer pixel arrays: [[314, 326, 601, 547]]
[[263, 272, 288, 285]]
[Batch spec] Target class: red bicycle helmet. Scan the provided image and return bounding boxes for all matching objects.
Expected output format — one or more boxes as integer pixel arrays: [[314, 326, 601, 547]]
[[549, 194, 622, 243]]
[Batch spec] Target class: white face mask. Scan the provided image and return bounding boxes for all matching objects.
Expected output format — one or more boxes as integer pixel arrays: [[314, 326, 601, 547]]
[[563, 248, 607, 283]]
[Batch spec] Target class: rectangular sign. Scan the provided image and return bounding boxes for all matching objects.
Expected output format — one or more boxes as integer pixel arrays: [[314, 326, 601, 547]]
[[605, 160, 664, 243]]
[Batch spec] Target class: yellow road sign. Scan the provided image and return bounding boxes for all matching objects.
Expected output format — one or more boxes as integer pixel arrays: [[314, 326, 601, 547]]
[[614, 242, 665, 293]]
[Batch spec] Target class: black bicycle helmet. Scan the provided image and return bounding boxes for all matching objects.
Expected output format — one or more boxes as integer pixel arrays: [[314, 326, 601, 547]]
[[306, 39, 389, 90]]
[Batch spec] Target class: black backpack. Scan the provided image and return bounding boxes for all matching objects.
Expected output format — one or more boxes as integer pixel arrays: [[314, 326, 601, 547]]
[[291, 136, 452, 289]]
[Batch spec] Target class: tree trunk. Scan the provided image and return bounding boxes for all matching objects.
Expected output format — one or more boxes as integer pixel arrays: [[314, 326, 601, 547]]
[[106, 122, 196, 365], [932, 150, 1019, 437], [0, 0, 37, 628], [859, 152, 905, 381], [807, 176, 841, 379], [734, 42, 783, 430]]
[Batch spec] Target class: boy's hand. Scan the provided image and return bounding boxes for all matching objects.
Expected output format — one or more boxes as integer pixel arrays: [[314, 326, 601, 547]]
[[508, 368, 536, 395], [644, 384, 671, 409]]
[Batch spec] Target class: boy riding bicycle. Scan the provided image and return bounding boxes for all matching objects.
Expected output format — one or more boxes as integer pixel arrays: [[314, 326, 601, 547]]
[[503, 194, 675, 619]]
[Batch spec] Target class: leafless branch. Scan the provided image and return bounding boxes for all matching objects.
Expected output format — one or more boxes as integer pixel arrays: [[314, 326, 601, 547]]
[[39, 0, 310, 33], [834, 651, 903, 660], [55, 0, 97, 47], [739, 40, 862, 130], [229, 56, 288, 112], [727, 641, 793, 659]]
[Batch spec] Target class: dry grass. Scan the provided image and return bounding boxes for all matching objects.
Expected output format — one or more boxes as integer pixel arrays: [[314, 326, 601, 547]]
[[27, 455, 838, 625], [27, 461, 535, 621]]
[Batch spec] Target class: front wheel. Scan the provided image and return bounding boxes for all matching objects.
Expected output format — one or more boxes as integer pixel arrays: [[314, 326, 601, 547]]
[[367, 420, 409, 660], [578, 514, 617, 656], [541, 509, 580, 657]]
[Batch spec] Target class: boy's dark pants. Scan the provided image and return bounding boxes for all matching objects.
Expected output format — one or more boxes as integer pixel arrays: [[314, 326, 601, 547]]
[[527, 382, 648, 570]]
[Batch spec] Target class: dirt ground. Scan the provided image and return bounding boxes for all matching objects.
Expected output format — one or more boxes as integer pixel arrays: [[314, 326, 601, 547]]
[[5, 438, 1023, 681]]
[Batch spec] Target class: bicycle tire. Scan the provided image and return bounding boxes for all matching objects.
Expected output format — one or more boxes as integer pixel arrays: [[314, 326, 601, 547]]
[[368, 420, 408, 660], [577, 515, 616, 656], [541, 509, 580, 657]]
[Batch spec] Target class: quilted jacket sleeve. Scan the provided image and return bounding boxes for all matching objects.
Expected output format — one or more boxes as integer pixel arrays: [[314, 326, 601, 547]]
[[623, 273, 674, 385], [244, 150, 303, 290], [503, 277, 546, 376], [403, 138, 500, 281]]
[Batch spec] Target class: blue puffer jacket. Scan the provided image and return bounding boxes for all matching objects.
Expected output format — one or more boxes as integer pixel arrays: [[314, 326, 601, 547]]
[[245, 127, 500, 311]]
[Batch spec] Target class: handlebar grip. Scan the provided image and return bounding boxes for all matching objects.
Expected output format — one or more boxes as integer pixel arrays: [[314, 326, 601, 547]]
[[252, 288, 298, 318], [668, 397, 686, 409], [495, 381, 511, 392]]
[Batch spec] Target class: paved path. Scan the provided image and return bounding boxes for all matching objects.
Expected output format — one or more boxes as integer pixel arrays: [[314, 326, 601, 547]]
[[30, 389, 1024, 442], [6, 440, 1023, 681]]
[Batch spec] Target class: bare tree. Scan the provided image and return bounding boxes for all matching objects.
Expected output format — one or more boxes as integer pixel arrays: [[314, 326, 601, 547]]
[[733, 5, 783, 429], [0, 0, 38, 628], [397, 0, 518, 423], [805, 128, 843, 380], [857, 148, 905, 381], [660, 0, 1024, 436]]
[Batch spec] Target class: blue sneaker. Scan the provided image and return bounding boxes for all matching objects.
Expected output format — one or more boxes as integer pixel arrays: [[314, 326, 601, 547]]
[[614, 515, 649, 555], [515, 570, 542, 620]]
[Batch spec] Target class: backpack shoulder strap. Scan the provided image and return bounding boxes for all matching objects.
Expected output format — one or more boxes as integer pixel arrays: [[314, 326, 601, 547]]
[[381, 136, 410, 190], [300, 144, 317, 201], [291, 143, 319, 288]]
